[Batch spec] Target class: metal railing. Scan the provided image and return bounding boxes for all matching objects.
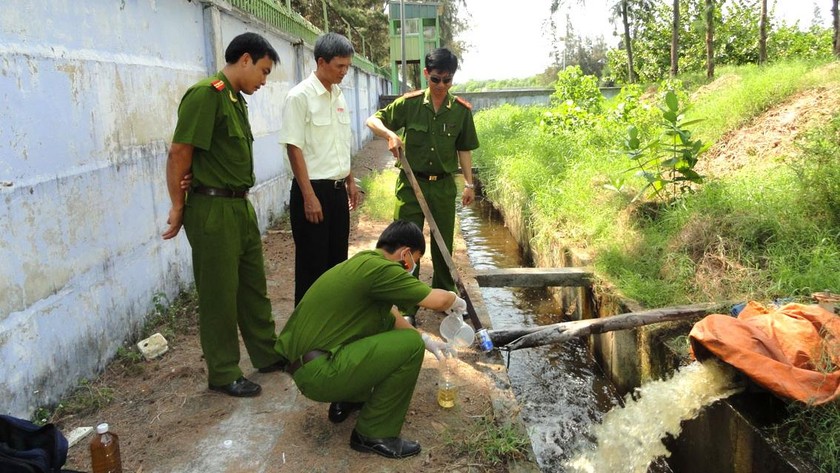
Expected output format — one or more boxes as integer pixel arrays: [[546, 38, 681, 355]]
[[228, 0, 388, 77], [229, 0, 321, 44]]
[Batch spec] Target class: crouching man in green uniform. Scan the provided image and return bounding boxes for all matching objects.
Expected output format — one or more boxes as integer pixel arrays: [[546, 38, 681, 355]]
[[275, 220, 467, 459], [366, 47, 479, 324], [162, 32, 286, 397]]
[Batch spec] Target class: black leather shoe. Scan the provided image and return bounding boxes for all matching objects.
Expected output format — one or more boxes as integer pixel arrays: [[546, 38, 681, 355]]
[[350, 429, 421, 459], [257, 360, 287, 373], [208, 376, 262, 397], [328, 402, 364, 423]]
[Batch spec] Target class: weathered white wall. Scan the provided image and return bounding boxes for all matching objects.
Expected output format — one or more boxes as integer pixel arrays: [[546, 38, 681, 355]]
[[0, 0, 388, 418]]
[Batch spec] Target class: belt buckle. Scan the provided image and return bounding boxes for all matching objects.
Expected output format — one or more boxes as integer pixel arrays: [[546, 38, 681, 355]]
[[428, 175, 438, 181], [333, 179, 345, 189]]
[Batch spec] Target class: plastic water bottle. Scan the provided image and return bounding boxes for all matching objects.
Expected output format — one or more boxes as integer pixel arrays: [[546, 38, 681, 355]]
[[437, 357, 457, 408], [90, 423, 123, 473]]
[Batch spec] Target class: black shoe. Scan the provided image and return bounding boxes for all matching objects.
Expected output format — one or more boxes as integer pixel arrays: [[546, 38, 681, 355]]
[[208, 376, 262, 397], [403, 315, 416, 327], [328, 402, 364, 423], [257, 360, 287, 373], [350, 429, 421, 459]]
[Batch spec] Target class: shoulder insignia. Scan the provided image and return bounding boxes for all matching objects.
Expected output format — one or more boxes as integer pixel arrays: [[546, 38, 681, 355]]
[[455, 96, 472, 110], [210, 79, 225, 91], [402, 90, 424, 99]]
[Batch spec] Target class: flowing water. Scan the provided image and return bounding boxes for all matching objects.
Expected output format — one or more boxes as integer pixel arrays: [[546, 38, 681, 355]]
[[458, 198, 744, 472]]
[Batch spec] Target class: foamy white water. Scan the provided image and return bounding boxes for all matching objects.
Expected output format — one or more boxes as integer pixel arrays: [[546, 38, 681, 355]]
[[567, 359, 744, 473]]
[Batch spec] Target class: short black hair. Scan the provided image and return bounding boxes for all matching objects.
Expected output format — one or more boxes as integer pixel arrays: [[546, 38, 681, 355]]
[[376, 220, 426, 255], [225, 32, 280, 65], [314, 32, 354, 63], [425, 48, 458, 75]]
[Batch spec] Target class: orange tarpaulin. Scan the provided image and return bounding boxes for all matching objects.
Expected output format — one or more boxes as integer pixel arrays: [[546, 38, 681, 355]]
[[689, 302, 840, 405]]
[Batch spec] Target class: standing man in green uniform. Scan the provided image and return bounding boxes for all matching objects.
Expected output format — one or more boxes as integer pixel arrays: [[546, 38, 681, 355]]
[[366, 48, 479, 324], [275, 220, 466, 459], [279, 32, 360, 305], [162, 32, 286, 397]]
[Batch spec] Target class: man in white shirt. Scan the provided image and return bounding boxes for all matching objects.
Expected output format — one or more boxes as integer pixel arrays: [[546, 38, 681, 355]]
[[279, 32, 360, 304]]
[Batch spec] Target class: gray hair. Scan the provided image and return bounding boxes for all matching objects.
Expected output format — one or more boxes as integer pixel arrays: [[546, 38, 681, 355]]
[[314, 32, 354, 63]]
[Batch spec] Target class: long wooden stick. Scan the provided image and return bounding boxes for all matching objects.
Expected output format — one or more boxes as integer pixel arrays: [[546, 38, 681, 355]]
[[490, 302, 731, 351], [397, 148, 483, 330]]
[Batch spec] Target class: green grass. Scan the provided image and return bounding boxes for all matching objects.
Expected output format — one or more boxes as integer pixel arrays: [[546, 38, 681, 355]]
[[442, 413, 531, 468], [774, 401, 840, 473], [358, 169, 398, 221]]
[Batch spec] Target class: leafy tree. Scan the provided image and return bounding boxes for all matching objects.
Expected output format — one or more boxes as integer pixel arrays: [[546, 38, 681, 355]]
[[289, 0, 390, 65]]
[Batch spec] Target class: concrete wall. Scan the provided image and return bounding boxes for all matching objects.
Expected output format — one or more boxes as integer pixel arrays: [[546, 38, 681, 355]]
[[0, 0, 388, 418]]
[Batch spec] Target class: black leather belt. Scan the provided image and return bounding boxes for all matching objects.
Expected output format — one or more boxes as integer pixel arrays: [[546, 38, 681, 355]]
[[286, 350, 328, 375], [414, 172, 450, 181], [311, 178, 346, 189], [192, 186, 249, 198]]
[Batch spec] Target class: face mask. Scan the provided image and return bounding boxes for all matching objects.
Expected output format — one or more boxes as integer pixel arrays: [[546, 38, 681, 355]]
[[401, 249, 416, 274]]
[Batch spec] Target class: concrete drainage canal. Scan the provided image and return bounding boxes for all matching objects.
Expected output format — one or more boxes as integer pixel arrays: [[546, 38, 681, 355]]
[[458, 198, 812, 473]]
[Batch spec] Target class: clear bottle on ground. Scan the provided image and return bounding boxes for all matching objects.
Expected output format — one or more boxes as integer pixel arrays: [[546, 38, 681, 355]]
[[437, 356, 458, 408], [90, 422, 123, 473]]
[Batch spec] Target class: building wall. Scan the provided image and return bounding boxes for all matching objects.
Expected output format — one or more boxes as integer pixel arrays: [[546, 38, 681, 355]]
[[0, 0, 388, 417]]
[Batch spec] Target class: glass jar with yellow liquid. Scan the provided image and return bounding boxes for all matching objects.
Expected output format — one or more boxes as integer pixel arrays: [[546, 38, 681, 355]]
[[437, 356, 457, 408]]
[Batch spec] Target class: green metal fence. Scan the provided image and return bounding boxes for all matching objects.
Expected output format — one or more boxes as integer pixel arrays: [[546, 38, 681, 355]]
[[229, 0, 320, 44]]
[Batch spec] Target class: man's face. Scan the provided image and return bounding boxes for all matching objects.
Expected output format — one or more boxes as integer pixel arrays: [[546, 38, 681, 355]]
[[241, 54, 274, 95], [318, 55, 352, 86], [425, 68, 454, 98]]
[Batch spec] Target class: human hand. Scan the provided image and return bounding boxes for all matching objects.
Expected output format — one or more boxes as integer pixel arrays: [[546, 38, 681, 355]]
[[387, 134, 404, 157], [304, 196, 324, 223], [347, 178, 360, 211], [461, 186, 475, 206], [179, 173, 193, 191], [444, 291, 467, 317], [162, 206, 184, 240], [421, 333, 452, 361]]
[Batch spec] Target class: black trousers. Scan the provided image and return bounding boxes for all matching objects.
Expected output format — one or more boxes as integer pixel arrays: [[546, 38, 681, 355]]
[[290, 178, 350, 305]]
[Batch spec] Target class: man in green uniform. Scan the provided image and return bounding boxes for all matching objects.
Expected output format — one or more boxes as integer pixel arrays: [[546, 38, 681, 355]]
[[275, 220, 467, 459], [366, 48, 479, 324], [162, 32, 286, 397]]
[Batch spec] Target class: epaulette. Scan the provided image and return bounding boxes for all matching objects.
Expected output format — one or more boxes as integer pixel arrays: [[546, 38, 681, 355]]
[[402, 90, 424, 99], [455, 96, 472, 110], [210, 79, 225, 91]]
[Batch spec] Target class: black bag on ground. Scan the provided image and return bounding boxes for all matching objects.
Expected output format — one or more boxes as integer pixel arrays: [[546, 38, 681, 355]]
[[0, 414, 69, 473]]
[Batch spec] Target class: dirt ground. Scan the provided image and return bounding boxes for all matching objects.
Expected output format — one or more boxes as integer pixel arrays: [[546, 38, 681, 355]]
[[57, 139, 530, 473]]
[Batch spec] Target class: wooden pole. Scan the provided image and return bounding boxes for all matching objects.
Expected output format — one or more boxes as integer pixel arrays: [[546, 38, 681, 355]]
[[490, 302, 731, 351], [397, 148, 483, 330]]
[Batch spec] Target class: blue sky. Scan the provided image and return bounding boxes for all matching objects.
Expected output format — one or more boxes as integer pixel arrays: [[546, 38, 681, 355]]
[[456, 0, 830, 83]]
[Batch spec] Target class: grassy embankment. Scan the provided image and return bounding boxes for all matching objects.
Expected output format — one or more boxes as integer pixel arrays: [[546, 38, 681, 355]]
[[469, 58, 840, 473]]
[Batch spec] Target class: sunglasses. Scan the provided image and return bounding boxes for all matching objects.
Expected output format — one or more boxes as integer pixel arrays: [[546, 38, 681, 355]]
[[429, 75, 453, 84]]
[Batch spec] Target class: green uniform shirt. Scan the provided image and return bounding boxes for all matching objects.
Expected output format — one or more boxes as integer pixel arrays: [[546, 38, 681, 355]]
[[374, 89, 479, 174], [172, 72, 255, 190], [276, 250, 432, 360]]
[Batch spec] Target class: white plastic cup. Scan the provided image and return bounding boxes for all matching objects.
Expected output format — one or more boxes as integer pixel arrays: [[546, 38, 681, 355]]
[[440, 314, 475, 347]]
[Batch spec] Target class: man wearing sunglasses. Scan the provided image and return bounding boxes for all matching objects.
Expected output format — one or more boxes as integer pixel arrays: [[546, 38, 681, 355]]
[[365, 48, 479, 325]]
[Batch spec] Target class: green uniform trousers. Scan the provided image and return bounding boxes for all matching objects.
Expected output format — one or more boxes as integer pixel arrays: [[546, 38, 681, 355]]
[[183, 193, 280, 386], [395, 170, 458, 293], [292, 329, 425, 438]]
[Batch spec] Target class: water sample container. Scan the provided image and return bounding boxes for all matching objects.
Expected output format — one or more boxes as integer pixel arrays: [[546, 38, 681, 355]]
[[439, 314, 475, 347], [90, 423, 122, 473]]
